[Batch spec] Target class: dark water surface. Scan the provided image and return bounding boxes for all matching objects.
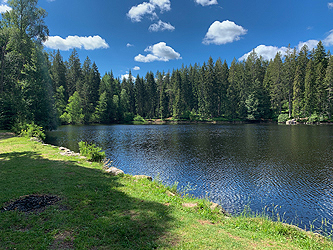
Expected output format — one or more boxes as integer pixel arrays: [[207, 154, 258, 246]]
[[46, 124, 333, 233]]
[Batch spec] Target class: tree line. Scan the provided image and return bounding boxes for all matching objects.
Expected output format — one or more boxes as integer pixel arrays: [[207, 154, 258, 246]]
[[1, 0, 333, 131], [50, 41, 333, 125]]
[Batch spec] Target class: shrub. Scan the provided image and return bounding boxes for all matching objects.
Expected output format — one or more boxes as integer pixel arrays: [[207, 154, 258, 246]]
[[277, 114, 289, 123], [78, 141, 105, 162], [308, 114, 319, 123], [133, 114, 145, 122], [14, 122, 46, 141], [123, 112, 135, 123]]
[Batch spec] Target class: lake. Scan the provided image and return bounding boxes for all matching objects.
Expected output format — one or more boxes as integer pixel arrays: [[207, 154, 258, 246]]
[[45, 123, 333, 234]]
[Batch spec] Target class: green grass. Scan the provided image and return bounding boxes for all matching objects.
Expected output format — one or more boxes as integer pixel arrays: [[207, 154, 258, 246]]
[[0, 134, 332, 249]]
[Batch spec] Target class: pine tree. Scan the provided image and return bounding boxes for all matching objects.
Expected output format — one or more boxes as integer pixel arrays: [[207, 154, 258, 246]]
[[304, 60, 315, 116], [292, 66, 302, 118], [135, 75, 146, 117], [50, 50, 67, 98], [324, 56, 333, 119], [66, 49, 81, 98], [145, 72, 158, 118], [283, 46, 297, 117], [269, 53, 284, 115], [315, 62, 326, 115]]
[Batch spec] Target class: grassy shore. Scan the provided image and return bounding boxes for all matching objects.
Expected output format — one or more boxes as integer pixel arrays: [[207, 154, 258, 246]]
[[0, 133, 332, 249]]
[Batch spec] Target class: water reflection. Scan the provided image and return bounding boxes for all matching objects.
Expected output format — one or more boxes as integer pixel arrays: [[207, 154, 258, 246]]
[[46, 124, 333, 233]]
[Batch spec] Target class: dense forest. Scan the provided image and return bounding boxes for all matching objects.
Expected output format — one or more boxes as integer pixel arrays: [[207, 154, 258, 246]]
[[1, 0, 333, 131]]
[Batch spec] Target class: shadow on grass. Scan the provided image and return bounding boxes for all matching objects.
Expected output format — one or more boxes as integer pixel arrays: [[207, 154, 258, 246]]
[[0, 151, 175, 249]]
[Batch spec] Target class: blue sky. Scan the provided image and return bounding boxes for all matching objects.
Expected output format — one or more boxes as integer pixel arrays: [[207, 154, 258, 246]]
[[1, 0, 333, 79]]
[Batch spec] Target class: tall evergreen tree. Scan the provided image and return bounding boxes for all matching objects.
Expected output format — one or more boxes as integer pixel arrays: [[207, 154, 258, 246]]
[[304, 60, 315, 116], [324, 55, 333, 119], [292, 65, 303, 118], [66, 49, 81, 98]]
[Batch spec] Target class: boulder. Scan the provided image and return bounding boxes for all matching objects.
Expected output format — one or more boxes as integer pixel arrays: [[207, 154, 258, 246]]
[[210, 202, 229, 215], [286, 119, 297, 125], [105, 167, 124, 176]]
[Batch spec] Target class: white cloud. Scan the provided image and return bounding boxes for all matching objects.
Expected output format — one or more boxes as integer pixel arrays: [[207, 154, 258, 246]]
[[150, 0, 171, 12], [149, 20, 175, 32], [203, 20, 247, 45], [0, 4, 11, 13], [328, 3, 333, 9], [127, 43, 134, 47], [121, 74, 136, 82], [195, 0, 218, 6], [127, 0, 171, 22], [133, 66, 141, 71], [134, 42, 181, 62], [323, 30, 333, 46], [239, 45, 290, 61], [297, 40, 319, 51], [44, 35, 109, 51]]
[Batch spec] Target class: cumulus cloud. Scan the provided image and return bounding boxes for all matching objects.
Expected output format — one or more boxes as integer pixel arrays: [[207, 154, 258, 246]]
[[44, 35, 109, 51], [328, 3, 333, 9], [134, 42, 181, 62], [127, 0, 171, 22], [0, 4, 11, 13], [149, 20, 175, 32], [133, 66, 141, 70], [121, 74, 136, 82], [150, 0, 171, 12], [195, 0, 218, 6], [127, 43, 134, 47], [323, 30, 333, 46], [203, 20, 247, 45], [239, 45, 290, 61], [297, 40, 320, 51]]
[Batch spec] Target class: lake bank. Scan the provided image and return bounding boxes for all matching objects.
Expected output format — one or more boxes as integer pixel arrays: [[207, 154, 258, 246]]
[[1, 133, 333, 249], [45, 123, 333, 234]]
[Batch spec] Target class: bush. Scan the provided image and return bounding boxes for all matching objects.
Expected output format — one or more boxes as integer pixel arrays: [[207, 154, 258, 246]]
[[133, 114, 145, 122], [14, 122, 46, 141], [308, 114, 319, 123], [78, 141, 106, 162], [277, 114, 289, 123], [123, 112, 135, 123]]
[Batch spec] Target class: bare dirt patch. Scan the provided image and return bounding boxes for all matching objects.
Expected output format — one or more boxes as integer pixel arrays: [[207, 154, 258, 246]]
[[0, 132, 15, 140], [198, 219, 214, 225], [50, 231, 74, 250]]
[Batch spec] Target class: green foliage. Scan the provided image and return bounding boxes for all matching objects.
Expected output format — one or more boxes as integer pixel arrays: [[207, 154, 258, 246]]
[[123, 112, 134, 123], [278, 114, 289, 123], [133, 114, 145, 122], [78, 141, 105, 162], [308, 113, 319, 123], [14, 122, 45, 140]]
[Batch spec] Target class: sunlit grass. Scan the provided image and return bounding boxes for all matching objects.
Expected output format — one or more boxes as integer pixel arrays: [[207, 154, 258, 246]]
[[0, 134, 332, 249]]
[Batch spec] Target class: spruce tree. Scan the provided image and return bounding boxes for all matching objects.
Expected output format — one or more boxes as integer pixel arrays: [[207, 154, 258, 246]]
[[292, 65, 302, 118], [304, 60, 315, 116], [324, 56, 333, 119]]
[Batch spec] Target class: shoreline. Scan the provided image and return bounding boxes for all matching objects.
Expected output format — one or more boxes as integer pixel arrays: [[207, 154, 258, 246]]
[[1, 132, 332, 249]]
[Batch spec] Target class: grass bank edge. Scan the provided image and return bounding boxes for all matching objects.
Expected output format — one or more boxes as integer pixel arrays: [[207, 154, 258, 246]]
[[0, 133, 332, 249]]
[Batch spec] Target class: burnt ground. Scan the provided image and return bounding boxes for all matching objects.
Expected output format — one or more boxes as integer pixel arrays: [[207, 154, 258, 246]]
[[1, 194, 61, 213]]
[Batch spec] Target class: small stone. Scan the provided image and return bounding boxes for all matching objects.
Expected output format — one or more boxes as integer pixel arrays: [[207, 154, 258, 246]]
[[105, 167, 124, 176], [166, 190, 176, 197], [182, 203, 198, 208]]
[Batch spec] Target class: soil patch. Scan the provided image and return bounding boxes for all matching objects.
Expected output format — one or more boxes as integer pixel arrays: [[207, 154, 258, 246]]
[[1, 194, 61, 212], [0, 132, 15, 140]]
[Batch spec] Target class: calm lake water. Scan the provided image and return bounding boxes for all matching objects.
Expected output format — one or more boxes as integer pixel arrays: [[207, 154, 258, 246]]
[[45, 124, 333, 233]]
